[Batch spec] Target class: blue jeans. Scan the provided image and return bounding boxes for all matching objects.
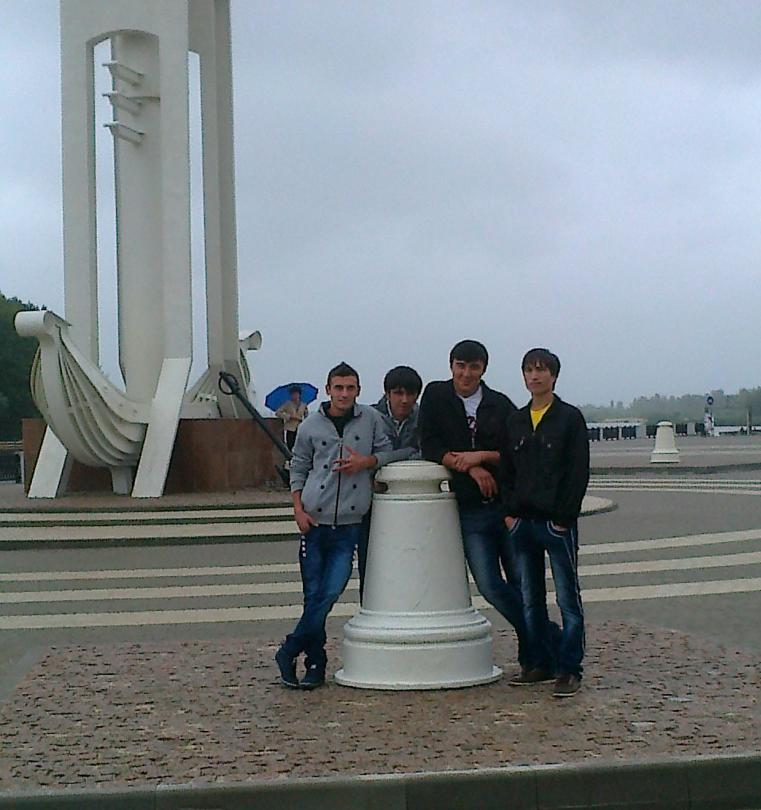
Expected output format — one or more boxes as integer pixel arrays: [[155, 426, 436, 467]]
[[459, 502, 528, 667], [510, 518, 585, 677], [281, 524, 360, 669], [357, 511, 372, 603]]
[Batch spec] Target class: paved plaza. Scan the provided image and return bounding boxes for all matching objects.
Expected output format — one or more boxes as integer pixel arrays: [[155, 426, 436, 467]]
[[1, 622, 759, 791], [0, 435, 760, 803]]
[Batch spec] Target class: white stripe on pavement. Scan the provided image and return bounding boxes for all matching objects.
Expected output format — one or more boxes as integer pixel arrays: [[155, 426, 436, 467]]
[[3, 576, 761, 629], [0, 579, 352, 603], [578, 549, 761, 577], [0, 562, 300, 582], [590, 478, 761, 483], [0, 507, 293, 524], [591, 447, 761, 456], [588, 486, 761, 496], [579, 577, 761, 603], [4, 550, 761, 603], [0, 519, 298, 542], [579, 528, 761, 555]]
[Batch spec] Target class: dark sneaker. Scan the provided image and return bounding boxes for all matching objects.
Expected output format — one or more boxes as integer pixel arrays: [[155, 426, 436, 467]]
[[300, 664, 326, 690], [509, 668, 555, 686], [274, 647, 299, 689], [553, 673, 581, 698]]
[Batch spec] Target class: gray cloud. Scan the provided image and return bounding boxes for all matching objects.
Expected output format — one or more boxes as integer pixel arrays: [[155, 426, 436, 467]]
[[2, 1, 759, 408]]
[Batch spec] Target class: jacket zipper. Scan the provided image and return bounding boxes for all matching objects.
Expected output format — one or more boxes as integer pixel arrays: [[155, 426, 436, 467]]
[[333, 438, 344, 527]]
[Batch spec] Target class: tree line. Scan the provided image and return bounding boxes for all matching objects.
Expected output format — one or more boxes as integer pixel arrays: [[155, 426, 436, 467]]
[[581, 389, 759, 426], [0, 291, 41, 440]]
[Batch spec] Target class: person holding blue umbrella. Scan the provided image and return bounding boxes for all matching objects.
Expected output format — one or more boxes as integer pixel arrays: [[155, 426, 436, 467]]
[[267, 383, 318, 451], [275, 386, 309, 451]]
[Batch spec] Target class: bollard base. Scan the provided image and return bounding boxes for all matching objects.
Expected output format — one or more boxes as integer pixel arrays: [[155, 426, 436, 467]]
[[650, 452, 680, 464], [334, 664, 502, 690], [335, 607, 503, 690]]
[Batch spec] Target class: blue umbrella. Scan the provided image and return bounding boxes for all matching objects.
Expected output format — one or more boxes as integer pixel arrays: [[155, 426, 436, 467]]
[[265, 382, 319, 413]]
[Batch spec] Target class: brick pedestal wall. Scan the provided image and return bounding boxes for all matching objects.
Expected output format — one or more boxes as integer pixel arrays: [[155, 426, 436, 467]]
[[22, 418, 285, 494]]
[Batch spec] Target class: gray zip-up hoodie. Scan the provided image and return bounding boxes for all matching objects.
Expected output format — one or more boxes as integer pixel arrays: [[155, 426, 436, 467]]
[[289, 403, 394, 526]]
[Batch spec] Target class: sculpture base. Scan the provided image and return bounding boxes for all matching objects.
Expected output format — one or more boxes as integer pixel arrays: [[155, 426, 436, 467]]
[[22, 418, 285, 495]]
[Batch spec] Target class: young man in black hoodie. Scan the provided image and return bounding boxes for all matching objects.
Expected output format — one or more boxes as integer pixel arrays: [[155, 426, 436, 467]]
[[500, 348, 590, 698], [419, 339, 531, 673]]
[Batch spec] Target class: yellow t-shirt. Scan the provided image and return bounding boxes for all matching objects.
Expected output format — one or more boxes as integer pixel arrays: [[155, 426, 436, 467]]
[[530, 402, 551, 430]]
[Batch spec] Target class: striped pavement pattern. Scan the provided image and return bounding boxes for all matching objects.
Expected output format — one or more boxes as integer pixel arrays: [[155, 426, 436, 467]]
[[589, 476, 761, 496], [2, 528, 761, 630]]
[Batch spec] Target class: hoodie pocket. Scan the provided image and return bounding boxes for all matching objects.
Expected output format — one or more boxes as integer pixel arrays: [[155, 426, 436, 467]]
[[546, 520, 568, 539]]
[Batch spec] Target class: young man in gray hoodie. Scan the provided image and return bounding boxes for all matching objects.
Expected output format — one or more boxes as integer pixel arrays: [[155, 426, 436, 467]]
[[275, 362, 394, 689], [356, 365, 424, 601]]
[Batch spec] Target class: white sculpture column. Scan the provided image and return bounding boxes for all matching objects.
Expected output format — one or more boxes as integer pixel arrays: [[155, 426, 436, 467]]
[[24, 0, 251, 498], [335, 461, 502, 690]]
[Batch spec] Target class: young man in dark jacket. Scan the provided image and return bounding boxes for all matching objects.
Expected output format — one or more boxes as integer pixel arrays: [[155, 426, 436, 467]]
[[500, 348, 590, 698], [419, 340, 531, 673]]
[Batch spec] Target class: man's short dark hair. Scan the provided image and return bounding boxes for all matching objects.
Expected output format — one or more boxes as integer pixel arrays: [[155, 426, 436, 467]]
[[521, 348, 561, 378], [449, 340, 489, 370], [288, 385, 301, 395], [327, 361, 360, 387], [383, 365, 423, 395]]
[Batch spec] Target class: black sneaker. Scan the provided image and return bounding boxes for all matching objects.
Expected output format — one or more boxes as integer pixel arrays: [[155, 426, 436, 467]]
[[553, 673, 581, 698], [274, 647, 299, 689], [509, 668, 555, 686], [300, 664, 326, 690]]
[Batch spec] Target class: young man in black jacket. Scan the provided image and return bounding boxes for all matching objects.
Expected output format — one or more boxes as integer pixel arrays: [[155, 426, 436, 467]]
[[500, 348, 590, 698], [419, 339, 531, 673]]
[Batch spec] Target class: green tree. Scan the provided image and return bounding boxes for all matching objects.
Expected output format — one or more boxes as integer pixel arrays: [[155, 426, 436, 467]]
[[0, 290, 42, 440]]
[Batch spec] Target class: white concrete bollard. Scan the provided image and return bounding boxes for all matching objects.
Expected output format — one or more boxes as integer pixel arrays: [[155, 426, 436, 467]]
[[650, 421, 680, 464], [335, 461, 502, 690]]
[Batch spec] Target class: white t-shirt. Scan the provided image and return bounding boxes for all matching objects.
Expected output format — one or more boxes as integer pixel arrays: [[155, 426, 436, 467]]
[[458, 387, 483, 419], [458, 386, 483, 447]]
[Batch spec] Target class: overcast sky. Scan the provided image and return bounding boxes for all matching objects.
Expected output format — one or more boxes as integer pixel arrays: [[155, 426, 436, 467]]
[[2, 1, 760, 409]]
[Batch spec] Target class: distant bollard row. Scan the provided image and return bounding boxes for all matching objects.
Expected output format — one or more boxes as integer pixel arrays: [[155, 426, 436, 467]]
[[588, 421, 707, 442], [587, 425, 640, 441]]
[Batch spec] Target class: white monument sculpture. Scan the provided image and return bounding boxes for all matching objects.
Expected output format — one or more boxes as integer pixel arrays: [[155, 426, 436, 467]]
[[335, 461, 502, 689], [15, 0, 256, 498]]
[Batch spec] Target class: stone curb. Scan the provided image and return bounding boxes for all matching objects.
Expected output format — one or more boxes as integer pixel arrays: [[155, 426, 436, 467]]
[[581, 495, 617, 516], [1, 752, 760, 809]]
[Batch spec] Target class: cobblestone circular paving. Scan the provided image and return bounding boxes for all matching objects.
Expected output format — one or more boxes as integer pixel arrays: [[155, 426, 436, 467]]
[[0, 620, 759, 790]]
